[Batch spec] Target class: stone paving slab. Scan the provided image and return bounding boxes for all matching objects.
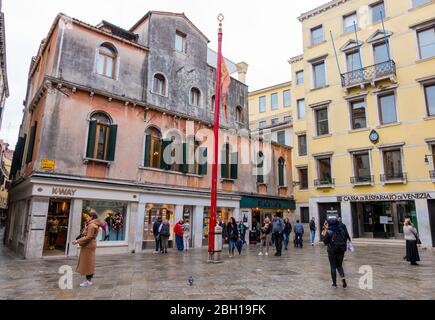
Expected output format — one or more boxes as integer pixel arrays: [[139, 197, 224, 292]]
[[1, 236, 434, 300]]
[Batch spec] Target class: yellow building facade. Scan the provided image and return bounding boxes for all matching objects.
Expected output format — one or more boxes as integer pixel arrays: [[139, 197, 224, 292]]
[[248, 82, 293, 147], [289, 0, 435, 246]]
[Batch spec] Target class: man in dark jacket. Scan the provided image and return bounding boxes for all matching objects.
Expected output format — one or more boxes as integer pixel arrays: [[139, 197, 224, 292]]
[[309, 218, 317, 246], [218, 217, 227, 245], [322, 216, 349, 289], [272, 215, 285, 256], [294, 220, 304, 248], [153, 217, 162, 254]]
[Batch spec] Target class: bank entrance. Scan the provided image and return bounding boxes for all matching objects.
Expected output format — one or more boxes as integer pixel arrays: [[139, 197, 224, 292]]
[[351, 201, 416, 240]]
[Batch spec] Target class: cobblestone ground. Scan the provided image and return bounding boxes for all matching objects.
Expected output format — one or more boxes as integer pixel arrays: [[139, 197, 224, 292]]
[[1, 232, 434, 300]]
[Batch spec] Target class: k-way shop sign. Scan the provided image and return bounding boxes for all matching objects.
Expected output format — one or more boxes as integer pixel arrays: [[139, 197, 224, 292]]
[[338, 193, 432, 202]]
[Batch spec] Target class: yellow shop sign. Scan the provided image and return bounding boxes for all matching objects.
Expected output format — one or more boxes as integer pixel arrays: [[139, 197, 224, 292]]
[[41, 160, 55, 171]]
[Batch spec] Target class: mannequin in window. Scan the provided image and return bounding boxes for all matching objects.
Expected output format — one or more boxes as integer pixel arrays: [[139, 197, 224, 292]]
[[48, 217, 60, 250]]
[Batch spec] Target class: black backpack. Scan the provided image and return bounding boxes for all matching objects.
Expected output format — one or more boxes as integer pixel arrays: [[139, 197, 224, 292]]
[[330, 229, 347, 253]]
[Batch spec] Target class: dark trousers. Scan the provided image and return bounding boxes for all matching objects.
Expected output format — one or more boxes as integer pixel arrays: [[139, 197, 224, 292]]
[[48, 233, 58, 247], [155, 236, 161, 252], [175, 235, 184, 251], [86, 274, 94, 281], [273, 233, 283, 255], [328, 252, 345, 285]]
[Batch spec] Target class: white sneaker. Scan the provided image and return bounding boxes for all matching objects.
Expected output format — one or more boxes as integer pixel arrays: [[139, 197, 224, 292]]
[[265, 252, 269, 256], [258, 252, 263, 256], [79, 281, 93, 287]]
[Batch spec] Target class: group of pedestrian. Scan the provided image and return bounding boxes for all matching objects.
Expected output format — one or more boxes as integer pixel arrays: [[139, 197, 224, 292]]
[[72, 211, 422, 290]]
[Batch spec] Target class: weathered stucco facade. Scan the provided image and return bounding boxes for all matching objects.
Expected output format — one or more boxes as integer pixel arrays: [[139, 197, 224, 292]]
[[6, 12, 294, 259]]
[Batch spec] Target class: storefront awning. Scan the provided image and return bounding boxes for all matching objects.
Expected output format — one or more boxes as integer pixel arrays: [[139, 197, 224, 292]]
[[240, 196, 296, 210]]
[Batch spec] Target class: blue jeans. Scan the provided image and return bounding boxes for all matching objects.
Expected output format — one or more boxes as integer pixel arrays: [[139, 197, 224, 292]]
[[310, 230, 316, 244], [175, 235, 184, 251], [228, 240, 236, 254], [283, 233, 290, 249]]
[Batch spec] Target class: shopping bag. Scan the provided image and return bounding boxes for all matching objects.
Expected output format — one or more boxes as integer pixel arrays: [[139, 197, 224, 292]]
[[347, 241, 355, 253]]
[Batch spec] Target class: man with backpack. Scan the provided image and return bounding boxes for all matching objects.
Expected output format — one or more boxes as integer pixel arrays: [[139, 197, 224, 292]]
[[322, 216, 350, 289], [294, 220, 304, 248], [271, 215, 285, 256]]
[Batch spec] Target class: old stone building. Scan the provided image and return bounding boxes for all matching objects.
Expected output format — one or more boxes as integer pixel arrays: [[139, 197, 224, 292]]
[[0, 0, 9, 129], [5, 12, 294, 259]]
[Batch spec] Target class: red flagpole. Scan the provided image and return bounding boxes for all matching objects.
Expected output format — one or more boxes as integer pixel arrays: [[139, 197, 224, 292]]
[[209, 15, 224, 255]]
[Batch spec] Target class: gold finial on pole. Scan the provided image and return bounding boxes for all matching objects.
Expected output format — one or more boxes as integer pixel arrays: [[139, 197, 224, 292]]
[[217, 13, 224, 26]]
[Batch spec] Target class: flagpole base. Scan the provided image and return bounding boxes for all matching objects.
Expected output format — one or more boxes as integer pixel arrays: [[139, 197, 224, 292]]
[[207, 251, 223, 264]]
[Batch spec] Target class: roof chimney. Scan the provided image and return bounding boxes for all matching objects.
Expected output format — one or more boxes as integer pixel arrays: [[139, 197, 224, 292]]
[[236, 62, 249, 84]]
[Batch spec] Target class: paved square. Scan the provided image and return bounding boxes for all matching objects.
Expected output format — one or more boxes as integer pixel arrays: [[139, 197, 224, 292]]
[[0, 237, 434, 300]]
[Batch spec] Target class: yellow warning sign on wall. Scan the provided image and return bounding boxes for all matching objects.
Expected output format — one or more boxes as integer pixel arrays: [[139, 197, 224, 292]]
[[41, 160, 55, 171]]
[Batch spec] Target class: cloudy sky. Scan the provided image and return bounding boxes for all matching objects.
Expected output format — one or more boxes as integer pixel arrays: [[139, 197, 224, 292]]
[[1, 0, 327, 148]]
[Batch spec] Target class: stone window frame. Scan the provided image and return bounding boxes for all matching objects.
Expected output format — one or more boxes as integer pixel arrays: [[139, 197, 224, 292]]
[[95, 42, 119, 80]]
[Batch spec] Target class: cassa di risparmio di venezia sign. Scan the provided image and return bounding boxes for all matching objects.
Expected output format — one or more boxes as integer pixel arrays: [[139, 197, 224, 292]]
[[338, 193, 432, 202]]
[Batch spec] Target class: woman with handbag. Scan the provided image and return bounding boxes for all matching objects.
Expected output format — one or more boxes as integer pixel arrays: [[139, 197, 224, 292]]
[[258, 218, 272, 256], [73, 213, 101, 287], [403, 218, 421, 266]]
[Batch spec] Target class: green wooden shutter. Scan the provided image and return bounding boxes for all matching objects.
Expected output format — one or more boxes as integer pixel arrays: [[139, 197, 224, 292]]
[[198, 147, 207, 176], [106, 124, 118, 161], [180, 142, 188, 173], [86, 121, 97, 159], [279, 162, 285, 186], [230, 152, 238, 180], [221, 149, 228, 179], [161, 139, 171, 170], [144, 135, 151, 167], [26, 122, 37, 164], [10, 136, 26, 179]]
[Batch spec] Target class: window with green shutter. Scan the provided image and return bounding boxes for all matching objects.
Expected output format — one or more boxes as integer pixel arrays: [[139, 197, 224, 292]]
[[144, 127, 162, 169], [161, 139, 172, 170], [180, 142, 189, 174], [257, 152, 264, 183], [278, 158, 285, 187], [26, 122, 38, 164], [87, 112, 115, 161], [230, 152, 238, 180], [198, 147, 208, 176]]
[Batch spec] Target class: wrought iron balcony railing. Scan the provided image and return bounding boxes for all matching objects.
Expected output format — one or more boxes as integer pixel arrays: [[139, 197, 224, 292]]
[[351, 175, 374, 185], [380, 172, 407, 183], [430, 170, 435, 180], [314, 178, 335, 187], [341, 60, 396, 88]]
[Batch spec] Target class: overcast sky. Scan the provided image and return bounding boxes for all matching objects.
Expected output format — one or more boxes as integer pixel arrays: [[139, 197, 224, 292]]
[[0, 0, 327, 149]]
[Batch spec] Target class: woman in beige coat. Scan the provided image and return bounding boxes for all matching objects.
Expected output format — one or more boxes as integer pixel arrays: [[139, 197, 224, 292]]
[[73, 213, 101, 287]]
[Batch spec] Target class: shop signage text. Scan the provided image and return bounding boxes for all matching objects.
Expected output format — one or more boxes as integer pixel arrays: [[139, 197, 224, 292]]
[[338, 193, 432, 202], [52, 187, 77, 197]]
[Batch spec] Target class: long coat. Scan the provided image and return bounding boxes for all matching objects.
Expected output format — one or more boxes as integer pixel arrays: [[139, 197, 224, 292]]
[[76, 220, 101, 276]]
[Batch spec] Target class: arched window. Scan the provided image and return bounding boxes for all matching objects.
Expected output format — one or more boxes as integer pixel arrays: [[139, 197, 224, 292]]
[[144, 127, 162, 169], [86, 112, 117, 161], [236, 106, 243, 122], [153, 73, 167, 96], [96, 44, 117, 78], [257, 152, 264, 184], [278, 157, 285, 187], [190, 88, 201, 106], [221, 143, 238, 180]]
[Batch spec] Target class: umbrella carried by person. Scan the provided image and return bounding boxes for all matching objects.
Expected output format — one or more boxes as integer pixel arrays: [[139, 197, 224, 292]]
[[235, 239, 243, 255]]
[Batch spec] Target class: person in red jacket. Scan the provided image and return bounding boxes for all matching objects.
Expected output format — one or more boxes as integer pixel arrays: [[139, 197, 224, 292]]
[[174, 220, 184, 251]]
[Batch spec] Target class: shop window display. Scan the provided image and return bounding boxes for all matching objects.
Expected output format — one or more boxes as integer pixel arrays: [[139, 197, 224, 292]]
[[82, 200, 128, 242], [144, 204, 174, 242]]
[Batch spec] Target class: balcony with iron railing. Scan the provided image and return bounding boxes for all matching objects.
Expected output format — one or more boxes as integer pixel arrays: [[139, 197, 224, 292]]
[[314, 178, 335, 189], [351, 175, 374, 186], [341, 60, 396, 91], [380, 172, 407, 184]]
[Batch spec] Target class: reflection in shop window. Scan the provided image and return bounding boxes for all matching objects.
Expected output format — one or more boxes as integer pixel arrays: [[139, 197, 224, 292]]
[[82, 200, 128, 242]]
